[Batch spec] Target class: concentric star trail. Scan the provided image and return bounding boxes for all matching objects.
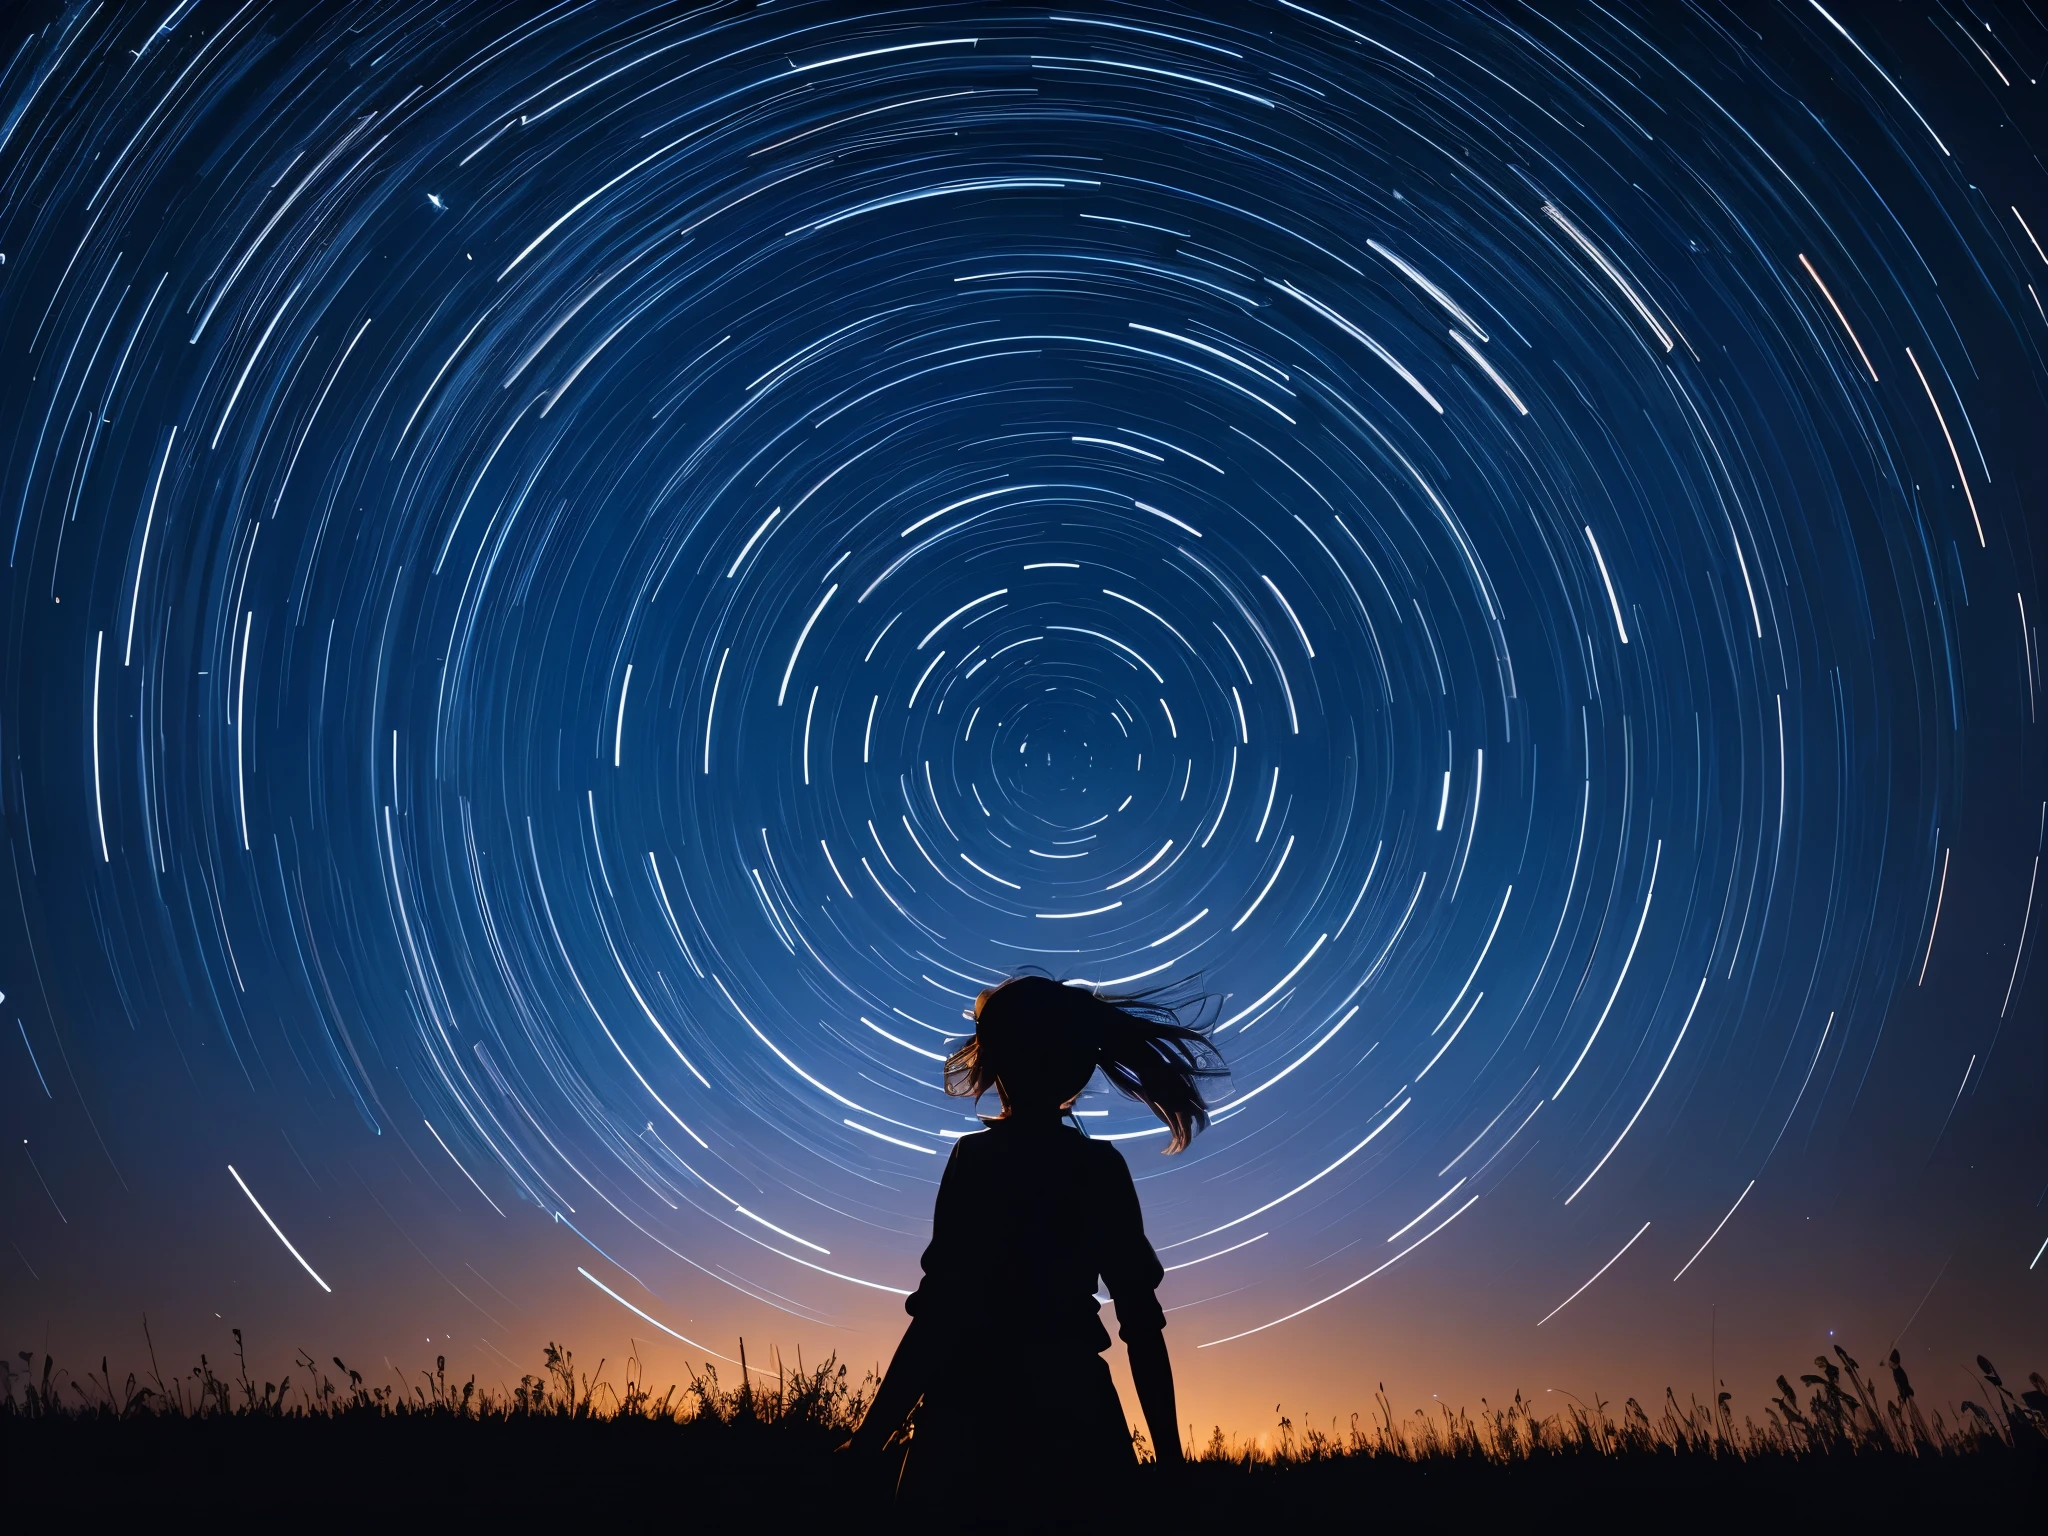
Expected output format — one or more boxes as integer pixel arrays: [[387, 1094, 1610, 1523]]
[[2, 2, 2041, 1394]]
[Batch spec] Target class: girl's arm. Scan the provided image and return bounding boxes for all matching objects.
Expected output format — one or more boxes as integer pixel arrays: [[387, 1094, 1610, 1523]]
[[1097, 1145, 1183, 1465], [1125, 1326, 1184, 1466]]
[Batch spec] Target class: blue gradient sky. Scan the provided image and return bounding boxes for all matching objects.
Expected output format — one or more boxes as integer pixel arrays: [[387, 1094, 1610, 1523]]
[[2, 1, 2042, 1433]]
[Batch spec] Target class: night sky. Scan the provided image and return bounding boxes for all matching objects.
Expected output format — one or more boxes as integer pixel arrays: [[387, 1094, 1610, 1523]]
[[2, 2, 2042, 1432]]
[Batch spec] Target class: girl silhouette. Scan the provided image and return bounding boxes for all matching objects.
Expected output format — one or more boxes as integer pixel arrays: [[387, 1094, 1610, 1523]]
[[850, 974, 1225, 1507]]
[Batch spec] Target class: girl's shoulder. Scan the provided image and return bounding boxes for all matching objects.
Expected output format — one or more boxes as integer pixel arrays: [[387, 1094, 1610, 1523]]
[[954, 1117, 1107, 1168], [1079, 1133, 1136, 1176]]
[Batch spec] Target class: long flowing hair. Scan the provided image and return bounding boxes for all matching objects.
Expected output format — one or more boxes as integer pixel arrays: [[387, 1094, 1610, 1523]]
[[944, 974, 1226, 1153]]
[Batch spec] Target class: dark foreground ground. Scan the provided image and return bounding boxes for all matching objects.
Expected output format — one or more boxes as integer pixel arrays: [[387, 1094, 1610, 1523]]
[[6, 1341, 2042, 1527], [5, 1414, 2042, 1528]]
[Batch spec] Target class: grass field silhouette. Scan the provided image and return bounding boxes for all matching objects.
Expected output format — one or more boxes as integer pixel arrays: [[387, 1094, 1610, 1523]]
[[6, 1328, 2040, 1524]]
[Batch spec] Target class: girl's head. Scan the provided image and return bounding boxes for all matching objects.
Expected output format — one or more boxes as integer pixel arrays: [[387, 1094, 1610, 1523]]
[[944, 975, 1225, 1153]]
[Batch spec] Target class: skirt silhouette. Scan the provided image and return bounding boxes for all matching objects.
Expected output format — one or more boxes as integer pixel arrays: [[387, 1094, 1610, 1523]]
[[895, 1342, 1135, 1510]]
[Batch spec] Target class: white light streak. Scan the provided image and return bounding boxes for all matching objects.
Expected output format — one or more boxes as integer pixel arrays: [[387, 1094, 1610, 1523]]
[[919, 589, 1006, 648], [1074, 433, 1163, 459], [1537, 1221, 1651, 1326], [126, 425, 175, 665], [843, 1119, 937, 1154], [1368, 239, 1486, 337], [1585, 526, 1629, 643], [702, 648, 728, 774], [1415, 993, 1479, 1080], [778, 584, 837, 705], [1232, 834, 1293, 931], [820, 840, 854, 898], [862, 1017, 947, 1061], [727, 507, 781, 577], [1448, 328, 1527, 413], [227, 1164, 331, 1292], [961, 853, 1020, 889], [1673, 1181, 1755, 1281], [1200, 1190, 1478, 1347], [211, 278, 301, 448], [1565, 974, 1706, 1204], [236, 608, 252, 850], [424, 1120, 506, 1217], [1806, 1, 1950, 155], [907, 648, 944, 708], [1260, 573, 1314, 657], [791, 38, 977, 72], [1255, 765, 1280, 842], [1433, 886, 1513, 1032], [1268, 278, 1445, 411], [1919, 846, 1950, 985], [1905, 346, 1985, 546], [1798, 254, 1878, 381], [798, 177, 1099, 234], [91, 632, 108, 861], [1149, 908, 1209, 947], [1219, 932, 1327, 1028], [1164, 1233, 1268, 1272], [1387, 1178, 1468, 1244], [1045, 624, 1163, 683], [801, 685, 817, 784], [1134, 500, 1201, 537], [613, 663, 631, 767], [1202, 746, 1238, 849], [1165, 1098, 1409, 1250], [2003, 856, 2037, 1018], [1541, 203, 1674, 351], [499, 129, 702, 279], [578, 1266, 729, 1356], [1555, 841, 1661, 1098], [1125, 327, 1286, 385], [1107, 840, 1174, 890], [899, 485, 1016, 539], [1209, 1005, 1356, 1120]]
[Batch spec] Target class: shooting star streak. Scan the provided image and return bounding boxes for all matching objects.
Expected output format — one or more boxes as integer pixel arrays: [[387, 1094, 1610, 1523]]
[[1538, 1221, 1650, 1325], [1565, 975, 1706, 1203], [1200, 1192, 1479, 1347], [1905, 347, 1984, 546], [1798, 254, 1878, 381], [227, 1164, 331, 1292], [424, 1120, 506, 1216], [1674, 1181, 1756, 1282], [577, 1266, 738, 1361]]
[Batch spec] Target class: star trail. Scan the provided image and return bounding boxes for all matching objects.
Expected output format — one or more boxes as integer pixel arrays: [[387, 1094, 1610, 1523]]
[[2, 2, 2041, 1417]]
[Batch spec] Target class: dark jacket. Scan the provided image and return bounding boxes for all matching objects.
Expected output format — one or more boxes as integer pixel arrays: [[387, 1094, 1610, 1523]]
[[905, 1113, 1167, 1353]]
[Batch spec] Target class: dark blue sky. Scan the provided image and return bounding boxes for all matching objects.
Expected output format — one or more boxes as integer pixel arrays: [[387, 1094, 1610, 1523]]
[[2, 1, 2041, 1425]]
